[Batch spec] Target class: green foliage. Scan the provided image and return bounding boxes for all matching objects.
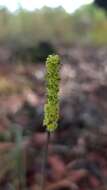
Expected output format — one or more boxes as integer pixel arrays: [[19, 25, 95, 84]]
[[0, 4, 107, 46], [43, 55, 60, 132]]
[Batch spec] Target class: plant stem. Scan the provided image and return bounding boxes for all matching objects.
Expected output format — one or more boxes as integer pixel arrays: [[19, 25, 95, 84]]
[[41, 131, 50, 190]]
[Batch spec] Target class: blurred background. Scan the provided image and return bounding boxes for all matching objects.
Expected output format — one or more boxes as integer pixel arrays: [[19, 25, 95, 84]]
[[0, 0, 107, 189]]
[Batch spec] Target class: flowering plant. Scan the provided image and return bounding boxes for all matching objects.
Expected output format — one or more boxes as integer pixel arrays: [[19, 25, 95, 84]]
[[43, 55, 60, 132]]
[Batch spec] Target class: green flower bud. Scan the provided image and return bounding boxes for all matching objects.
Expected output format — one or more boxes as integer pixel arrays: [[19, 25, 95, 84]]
[[43, 55, 60, 132]]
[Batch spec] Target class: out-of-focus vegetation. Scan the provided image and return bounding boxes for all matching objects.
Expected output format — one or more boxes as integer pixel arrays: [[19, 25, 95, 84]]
[[0, 2, 107, 190], [0, 4, 106, 47]]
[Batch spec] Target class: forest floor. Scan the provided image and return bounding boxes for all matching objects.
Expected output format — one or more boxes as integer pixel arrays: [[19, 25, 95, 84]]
[[0, 45, 107, 190]]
